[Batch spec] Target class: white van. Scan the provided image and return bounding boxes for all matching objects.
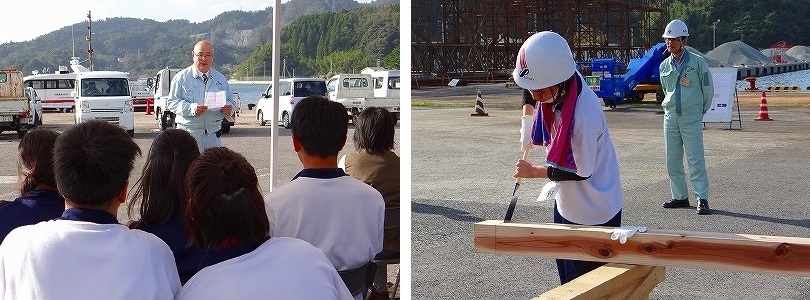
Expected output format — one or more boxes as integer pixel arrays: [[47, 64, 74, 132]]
[[152, 68, 183, 130], [255, 78, 327, 128], [362, 69, 400, 98], [72, 71, 135, 136], [326, 73, 400, 123]]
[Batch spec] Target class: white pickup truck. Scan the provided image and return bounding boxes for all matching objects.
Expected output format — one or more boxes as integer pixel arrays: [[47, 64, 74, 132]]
[[0, 69, 38, 138], [326, 73, 400, 123]]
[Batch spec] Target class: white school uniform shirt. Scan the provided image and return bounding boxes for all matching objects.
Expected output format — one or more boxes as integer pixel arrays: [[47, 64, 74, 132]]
[[177, 237, 353, 300], [0, 220, 181, 300], [552, 75, 624, 225], [265, 172, 384, 271]]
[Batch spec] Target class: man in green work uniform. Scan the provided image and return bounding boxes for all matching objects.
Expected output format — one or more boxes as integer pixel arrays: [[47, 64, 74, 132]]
[[659, 19, 714, 215]]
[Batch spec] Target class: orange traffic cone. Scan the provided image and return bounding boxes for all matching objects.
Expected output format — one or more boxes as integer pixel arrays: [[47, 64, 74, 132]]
[[755, 91, 773, 121], [471, 90, 489, 116], [145, 98, 153, 115]]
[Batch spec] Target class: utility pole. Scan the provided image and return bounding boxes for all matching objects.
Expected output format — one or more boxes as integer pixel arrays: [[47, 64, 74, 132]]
[[71, 24, 75, 60], [86, 11, 94, 71], [713, 19, 720, 49]]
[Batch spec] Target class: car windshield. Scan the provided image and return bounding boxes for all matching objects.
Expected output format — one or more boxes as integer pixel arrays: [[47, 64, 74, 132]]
[[292, 81, 327, 97], [81, 78, 130, 97]]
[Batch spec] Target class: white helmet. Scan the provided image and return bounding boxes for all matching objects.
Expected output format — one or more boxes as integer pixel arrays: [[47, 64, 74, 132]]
[[662, 19, 689, 38], [513, 31, 576, 90]]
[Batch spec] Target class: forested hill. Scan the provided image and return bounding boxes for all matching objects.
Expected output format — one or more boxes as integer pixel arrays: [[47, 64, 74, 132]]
[[237, 4, 400, 78], [0, 0, 398, 77], [661, 0, 810, 52]]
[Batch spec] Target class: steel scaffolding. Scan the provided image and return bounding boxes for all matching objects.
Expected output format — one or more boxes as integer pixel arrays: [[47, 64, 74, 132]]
[[411, 0, 668, 81]]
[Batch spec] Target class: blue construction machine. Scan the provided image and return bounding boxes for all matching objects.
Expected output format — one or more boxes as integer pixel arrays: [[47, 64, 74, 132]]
[[580, 43, 669, 107]]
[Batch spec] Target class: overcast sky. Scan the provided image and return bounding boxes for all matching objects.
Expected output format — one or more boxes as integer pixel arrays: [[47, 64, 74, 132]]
[[1, 0, 374, 43]]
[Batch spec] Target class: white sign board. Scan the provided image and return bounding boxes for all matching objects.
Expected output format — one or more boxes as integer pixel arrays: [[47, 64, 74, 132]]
[[702, 68, 737, 123]]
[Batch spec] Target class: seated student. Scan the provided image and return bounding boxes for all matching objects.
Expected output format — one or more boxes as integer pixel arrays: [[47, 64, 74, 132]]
[[264, 96, 384, 300], [343, 107, 400, 299], [0, 129, 64, 243], [128, 128, 204, 284], [0, 120, 181, 300], [177, 147, 352, 300]]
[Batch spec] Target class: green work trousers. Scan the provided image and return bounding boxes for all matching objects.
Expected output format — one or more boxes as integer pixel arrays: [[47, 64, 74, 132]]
[[664, 112, 709, 200]]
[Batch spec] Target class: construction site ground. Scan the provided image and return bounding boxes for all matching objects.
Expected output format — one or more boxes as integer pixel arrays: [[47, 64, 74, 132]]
[[411, 84, 810, 299]]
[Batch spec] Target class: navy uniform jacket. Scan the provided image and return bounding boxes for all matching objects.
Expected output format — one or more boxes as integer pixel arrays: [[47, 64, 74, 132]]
[[0, 190, 64, 243], [132, 213, 205, 284]]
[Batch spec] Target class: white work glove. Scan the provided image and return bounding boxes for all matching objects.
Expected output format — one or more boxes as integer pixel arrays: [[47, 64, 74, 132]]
[[520, 115, 533, 151], [536, 181, 559, 202], [610, 226, 647, 244]]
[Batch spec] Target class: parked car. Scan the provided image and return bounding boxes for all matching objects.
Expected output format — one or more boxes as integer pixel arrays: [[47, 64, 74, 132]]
[[255, 78, 327, 128], [326, 73, 400, 124], [25, 87, 43, 127]]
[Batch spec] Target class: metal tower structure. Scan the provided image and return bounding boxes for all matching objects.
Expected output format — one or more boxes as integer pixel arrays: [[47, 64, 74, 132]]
[[412, 0, 668, 81]]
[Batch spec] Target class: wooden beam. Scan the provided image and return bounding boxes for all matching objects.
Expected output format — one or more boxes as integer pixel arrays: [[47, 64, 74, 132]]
[[474, 220, 810, 277], [533, 263, 665, 300]]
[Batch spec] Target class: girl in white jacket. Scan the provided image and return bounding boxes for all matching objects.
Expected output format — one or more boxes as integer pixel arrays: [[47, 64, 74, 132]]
[[178, 147, 353, 300]]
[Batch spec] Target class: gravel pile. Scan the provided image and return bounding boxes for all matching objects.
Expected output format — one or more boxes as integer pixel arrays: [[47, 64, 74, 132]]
[[786, 45, 810, 61], [704, 40, 772, 67], [685, 46, 722, 67], [760, 48, 800, 63]]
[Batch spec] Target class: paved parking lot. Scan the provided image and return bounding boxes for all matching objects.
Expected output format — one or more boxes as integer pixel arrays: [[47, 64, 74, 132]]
[[0, 109, 400, 220]]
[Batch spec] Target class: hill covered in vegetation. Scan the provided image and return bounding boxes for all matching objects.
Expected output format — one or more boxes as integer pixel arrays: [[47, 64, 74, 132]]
[[0, 0, 399, 77]]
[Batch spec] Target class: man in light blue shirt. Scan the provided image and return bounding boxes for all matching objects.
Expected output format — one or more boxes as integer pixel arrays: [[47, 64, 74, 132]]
[[167, 40, 235, 150]]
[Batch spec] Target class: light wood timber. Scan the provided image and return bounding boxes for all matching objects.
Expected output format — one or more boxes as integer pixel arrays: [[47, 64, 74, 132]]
[[474, 220, 810, 277], [532, 263, 665, 300]]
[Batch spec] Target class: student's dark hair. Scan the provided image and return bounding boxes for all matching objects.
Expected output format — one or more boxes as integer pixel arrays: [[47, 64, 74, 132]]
[[353, 107, 395, 155], [290, 96, 348, 157], [53, 120, 141, 209], [129, 129, 200, 227], [17, 129, 59, 195], [184, 147, 269, 249]]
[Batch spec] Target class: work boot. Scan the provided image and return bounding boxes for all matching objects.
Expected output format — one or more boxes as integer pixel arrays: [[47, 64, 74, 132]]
[[696, 199, 712, 215], [662, 198, 690, 208]]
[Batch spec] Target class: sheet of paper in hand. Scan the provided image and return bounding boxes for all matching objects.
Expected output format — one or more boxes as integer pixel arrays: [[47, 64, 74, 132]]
[[204, 91, 227, 109]]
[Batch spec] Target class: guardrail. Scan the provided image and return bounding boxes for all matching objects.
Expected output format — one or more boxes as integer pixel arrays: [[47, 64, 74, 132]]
[[767, 86, 806, 91]]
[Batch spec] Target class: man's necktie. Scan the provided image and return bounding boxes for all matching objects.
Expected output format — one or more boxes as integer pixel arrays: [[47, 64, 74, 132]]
[[202, 73, 209, 84]]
